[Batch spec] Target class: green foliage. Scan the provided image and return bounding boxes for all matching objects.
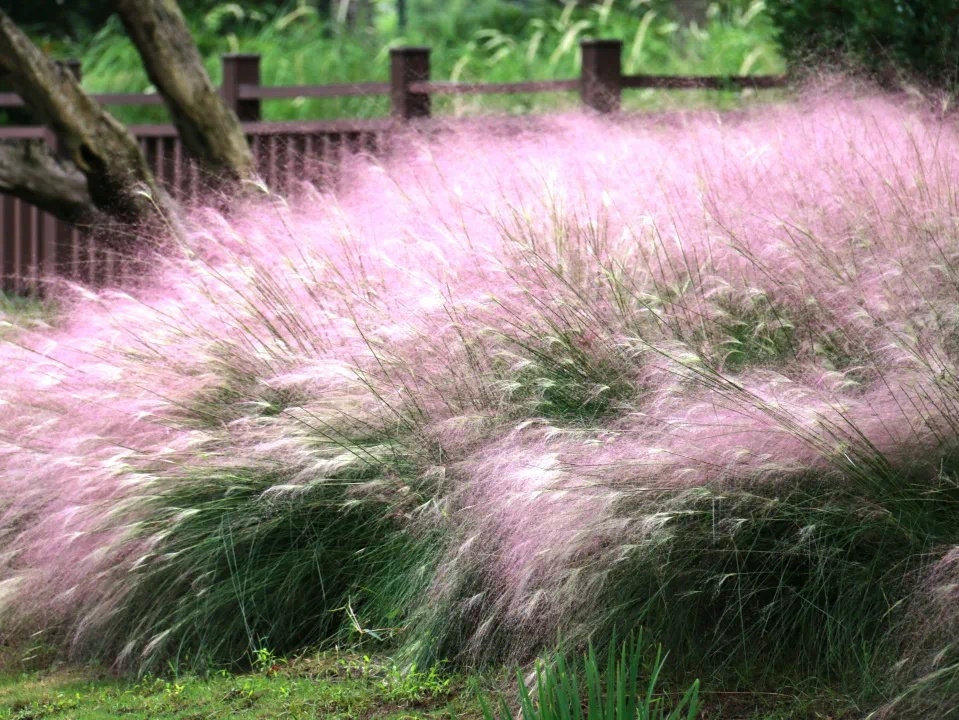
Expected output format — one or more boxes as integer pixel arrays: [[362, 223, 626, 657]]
[[477, 634, 700, 720], [409, 0, 539, 39], [94, 464, 441, 673], [43, 0, 782, 124], [0, 293, 56, 339], [765, 0, 959, 89], [496, 332, 635, 423], [0, 651, 471, 719], [251, 644, 283, 674], [708, 288, 797, 370], [588, 457, 959, 692], [4, 0, 287, 39], [379, 661, 455, 703]]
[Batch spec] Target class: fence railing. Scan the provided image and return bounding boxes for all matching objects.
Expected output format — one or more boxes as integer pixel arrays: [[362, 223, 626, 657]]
[[0, 39, 788, 295]]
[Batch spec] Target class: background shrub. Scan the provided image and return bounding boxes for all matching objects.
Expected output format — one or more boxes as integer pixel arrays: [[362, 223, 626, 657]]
[[765, 0, 959, 89]]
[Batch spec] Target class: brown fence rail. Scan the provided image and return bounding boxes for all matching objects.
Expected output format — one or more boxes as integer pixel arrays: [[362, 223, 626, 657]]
[[0, 39, 788, 296], [0, 121, 390, 294]]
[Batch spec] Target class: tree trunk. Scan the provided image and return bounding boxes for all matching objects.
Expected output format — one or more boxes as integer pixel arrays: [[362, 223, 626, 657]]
[[0, 9, 174, 229], [112, 0, 257, 185], [674, 0, 710, 26], [0, 141, 107, 227], [339, 0, 374, 31]]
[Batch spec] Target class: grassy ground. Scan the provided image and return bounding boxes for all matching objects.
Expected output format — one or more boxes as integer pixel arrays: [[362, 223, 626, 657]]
[[0, 652, 478, 720], [0, 662, 862, 720], [0, 638, 855, 720], [0, 639, 858, 720]]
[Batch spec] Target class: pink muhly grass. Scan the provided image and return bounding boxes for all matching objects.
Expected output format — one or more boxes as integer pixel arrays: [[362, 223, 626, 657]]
[[0, 88, 957, 711]]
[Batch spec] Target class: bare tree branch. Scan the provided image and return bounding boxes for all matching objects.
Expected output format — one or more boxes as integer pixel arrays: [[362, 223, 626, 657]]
[[0, 8, 176, 230], [112, 0, 257, 184], [0, 141, 106, 226]]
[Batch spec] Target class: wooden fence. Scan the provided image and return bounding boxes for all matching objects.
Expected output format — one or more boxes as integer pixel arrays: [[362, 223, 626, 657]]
[[0, 39, 787, 295]]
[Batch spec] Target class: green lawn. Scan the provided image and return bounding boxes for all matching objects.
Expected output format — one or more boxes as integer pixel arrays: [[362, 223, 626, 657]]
[[0, 653, 861, 720], [0, 652, 481, 720]]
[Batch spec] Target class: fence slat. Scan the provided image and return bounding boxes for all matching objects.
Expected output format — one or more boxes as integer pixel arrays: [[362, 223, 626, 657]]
[[172, 136, 184, 201], [155, 137, 167, 186], [13, 200, 26, 295], [0, 196, 12, 294], [27, 204, 40, 294]]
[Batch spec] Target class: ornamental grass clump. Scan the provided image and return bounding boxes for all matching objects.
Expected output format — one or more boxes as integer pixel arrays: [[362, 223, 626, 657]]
[[479, 633, 701, 720], [2, 86, 959, 714]]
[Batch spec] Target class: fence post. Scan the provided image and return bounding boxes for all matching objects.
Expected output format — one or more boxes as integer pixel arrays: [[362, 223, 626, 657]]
[[390, 46, 431, 120], [221, 53, 261, 122], [580, 39, 622, 114], [41, 58, 83, 288]]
